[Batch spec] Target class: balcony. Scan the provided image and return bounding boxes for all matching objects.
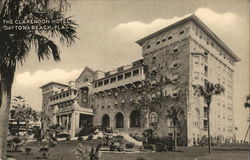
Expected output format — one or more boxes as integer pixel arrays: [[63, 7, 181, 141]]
[[55, 101, 93, 115], [49, 95, 76, 105], [92, 74, 145, 93]]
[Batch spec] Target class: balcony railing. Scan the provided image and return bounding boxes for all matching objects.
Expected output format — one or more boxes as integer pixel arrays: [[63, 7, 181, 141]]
[[49, 95, 76, 105], [55, 103, 93, 115], [92, 74, 145, 93]]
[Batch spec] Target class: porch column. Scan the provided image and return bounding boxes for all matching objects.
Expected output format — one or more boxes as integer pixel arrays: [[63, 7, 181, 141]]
[[59, 115, 62, 125], [66, 115, 70, 130], [146, 113, 149, 128], [71, 112, 75, 137]]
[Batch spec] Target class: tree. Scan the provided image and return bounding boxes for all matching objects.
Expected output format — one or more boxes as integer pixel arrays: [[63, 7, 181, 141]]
[[10, 96, 39, 135], [166, 105, 184, 152], [193, 81, 224, 154], [39, 110, 52, 138], [0, 0, 77, 159], [142, 128, 158, 145]]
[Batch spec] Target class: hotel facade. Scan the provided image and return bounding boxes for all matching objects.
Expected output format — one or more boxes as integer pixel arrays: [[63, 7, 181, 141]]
[[40, 15, 240, 146]]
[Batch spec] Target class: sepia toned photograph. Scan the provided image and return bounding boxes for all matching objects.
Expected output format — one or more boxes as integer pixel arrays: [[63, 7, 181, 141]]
[[0, 0, 249, 160]]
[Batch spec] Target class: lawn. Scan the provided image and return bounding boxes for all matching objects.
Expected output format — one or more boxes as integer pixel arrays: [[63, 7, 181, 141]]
[[7, 140, 250, 160]]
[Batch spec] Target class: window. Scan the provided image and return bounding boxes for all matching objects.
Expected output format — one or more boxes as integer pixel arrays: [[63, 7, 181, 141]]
[[174, 46, 178, 52], [94, 83, 98, 88], [133, 69, 139, 76], [172, 62, 179, 68], [172, 88, 179, 98], [98, 81, 103, 87], [104, 79, 109, 85], [149, 112, 158, 127], [204, 65, 208, 76], [125, 72, 132, 79], [156, 41, 160, 45], [150, 80, 157, 88], [179, 30, 184, 35], [172, 74, 178, 83], [194, 56, 199, 64], [151, 93, 156, 101], [152, 56, 156, 63], [168, 35, 172, 40], [117, 74, 123, 81], [162, 38, 166, 42], [110, 77, 116, 83], [146, 45, 151, 49]]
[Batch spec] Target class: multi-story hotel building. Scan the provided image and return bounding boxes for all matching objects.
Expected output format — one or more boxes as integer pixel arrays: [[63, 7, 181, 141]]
[[40, 15, 240, 146]]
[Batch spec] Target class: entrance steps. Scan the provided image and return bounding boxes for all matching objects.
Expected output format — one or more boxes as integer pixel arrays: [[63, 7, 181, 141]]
[[118, 132, 142, 146]]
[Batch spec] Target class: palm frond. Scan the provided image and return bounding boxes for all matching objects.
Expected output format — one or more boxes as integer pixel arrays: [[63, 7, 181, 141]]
[[32, 34, 60, 62]]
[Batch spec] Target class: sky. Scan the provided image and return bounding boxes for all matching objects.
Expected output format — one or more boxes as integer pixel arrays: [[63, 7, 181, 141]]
[[12, 0, 249, 140]]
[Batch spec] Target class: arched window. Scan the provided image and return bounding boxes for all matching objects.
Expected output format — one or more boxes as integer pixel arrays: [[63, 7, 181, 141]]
[[149, 112, 158, 127], [102, 114, 110, 128], [115, 112, 124, 128]]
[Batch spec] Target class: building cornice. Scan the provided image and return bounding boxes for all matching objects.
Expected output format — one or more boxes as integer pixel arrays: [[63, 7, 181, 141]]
[[136, 15, 240, 62]]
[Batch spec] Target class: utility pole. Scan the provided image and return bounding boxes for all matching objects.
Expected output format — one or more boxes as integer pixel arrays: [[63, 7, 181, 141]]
[[243, 95, 250, 142]]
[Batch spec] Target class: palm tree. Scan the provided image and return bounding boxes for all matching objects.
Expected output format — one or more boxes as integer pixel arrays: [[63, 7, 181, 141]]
[[193, 81, 224, 154], [166, 106, 184, 152], [0, 0, 77, 159]]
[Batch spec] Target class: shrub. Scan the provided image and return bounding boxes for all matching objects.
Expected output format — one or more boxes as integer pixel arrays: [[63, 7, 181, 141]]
[[125, 143, 135, 148], [77, 127, 96, 137], [144, 136, 174, 152], [155, 142, 167, 152], [142, 129, 157, 144], [109, 142, 124, 152], [200, 136, 208, 146], [143, 144, 153, 150], [163, 137, 174, 151], [177, 137, 186, 146], [40, 147, 49, 159], [78, 135, 83, 141], [25, 147, 32, 154]]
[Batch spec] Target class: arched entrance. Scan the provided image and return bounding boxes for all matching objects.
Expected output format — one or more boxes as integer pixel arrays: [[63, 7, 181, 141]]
[[102, 114, 110, 128], [115, 112, 124, 128], [130, 110, 140, 127]]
